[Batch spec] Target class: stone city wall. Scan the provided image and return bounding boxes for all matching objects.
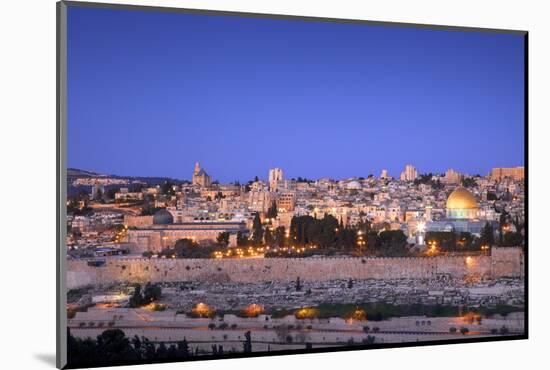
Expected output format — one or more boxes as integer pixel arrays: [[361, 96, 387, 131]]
[[66, 247, 523, 289]]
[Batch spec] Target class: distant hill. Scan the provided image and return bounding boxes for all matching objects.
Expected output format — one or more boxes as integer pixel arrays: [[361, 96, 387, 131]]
[[67, 168, 105, 178], [67, 168, 188, 185]]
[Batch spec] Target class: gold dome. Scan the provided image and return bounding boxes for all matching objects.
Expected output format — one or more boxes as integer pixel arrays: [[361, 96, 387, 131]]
[[446, 187, 478, 210]]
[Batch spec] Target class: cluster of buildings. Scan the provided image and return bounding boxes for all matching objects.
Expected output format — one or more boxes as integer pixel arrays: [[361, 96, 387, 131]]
[[67, 163, 525, 255], [67, 211, 124, 250]]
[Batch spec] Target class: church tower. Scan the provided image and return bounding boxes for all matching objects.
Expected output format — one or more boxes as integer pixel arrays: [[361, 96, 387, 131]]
[[194, 162, 201, 175], [192, 162, 212, 188]]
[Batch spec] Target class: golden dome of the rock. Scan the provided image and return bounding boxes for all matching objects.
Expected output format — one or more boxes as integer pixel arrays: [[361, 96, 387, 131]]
[[446, 187, 478, 210]]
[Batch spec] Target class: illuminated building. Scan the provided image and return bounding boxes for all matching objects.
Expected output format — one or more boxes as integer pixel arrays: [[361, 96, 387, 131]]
[[426, 187, 493, 235], [441, 168, 461, 184], [125, 209, 247, 253], [192, 162, 212, 187], [491, 166, 524, 181], [400, 164, 418, 182], [276, 191, 296, 212], [269, 167, 284, 190]]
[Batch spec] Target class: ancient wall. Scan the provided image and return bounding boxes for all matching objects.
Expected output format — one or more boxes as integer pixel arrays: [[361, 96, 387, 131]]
[[66, 247, 523, 289]]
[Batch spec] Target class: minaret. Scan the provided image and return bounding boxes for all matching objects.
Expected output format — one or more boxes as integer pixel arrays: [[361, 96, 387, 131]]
[[194, 162, 201, 175]]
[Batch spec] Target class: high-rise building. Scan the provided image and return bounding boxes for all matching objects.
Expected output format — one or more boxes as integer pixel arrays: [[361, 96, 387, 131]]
[[192, 162, 212, 188], [268, 167, 284, 190], [248, 189, 275, 213], [276, 191, 296, 212], [491, 167, 524, 181], [442, 168, 461, 184], [400, 164, 418, 182]]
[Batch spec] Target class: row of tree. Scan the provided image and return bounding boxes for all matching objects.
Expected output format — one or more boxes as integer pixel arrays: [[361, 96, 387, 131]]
[[155, 238, 216, 259], [68, 329, 194, 367], [67, 328, 256, 367], [236, 213, 413, 257]]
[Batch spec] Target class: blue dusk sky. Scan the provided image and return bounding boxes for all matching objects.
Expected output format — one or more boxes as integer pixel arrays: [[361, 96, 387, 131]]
[[67, 5, 525, 182]]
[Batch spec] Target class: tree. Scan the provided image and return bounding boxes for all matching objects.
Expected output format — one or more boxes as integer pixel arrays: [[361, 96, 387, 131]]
[[487, 192, 498, 201], [243, 331, 252, 353], [264, 227, 275, 246], [177, 339, 189, 357], [167, 344, 177, 357], [129, 285, 143, 308], [236, 231, 248, 247], [131, 335, 142, 357], [142, 283, 162, 303], [216, 232, 230, 247], [174, 238, 200, 257], [95, 329, 137, 364], [347, 278, 353, 289], [460, 327, 469, 335], [252, 213, 263, 245], [156, 342, 168, 359], [503, 232, 523, 247], [295, 276, 302, 291], [266, 201, 278, 219], [142, 337, 156, 359], [499, 326, 510, 335], [498, 210, 509, 246], [511, 216, 524, 235], [274, 226, 287, 248], [362, 335, 376, 345], [461, 177, 477, 188], [480, 222, 495, 246]]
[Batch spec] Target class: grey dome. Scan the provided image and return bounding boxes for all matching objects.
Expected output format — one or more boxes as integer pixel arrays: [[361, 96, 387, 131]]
[[153, 209, 174, 225]]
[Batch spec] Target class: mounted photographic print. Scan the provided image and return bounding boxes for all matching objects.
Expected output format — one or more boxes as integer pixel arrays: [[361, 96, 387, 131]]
[[56, 1, 528, 368]]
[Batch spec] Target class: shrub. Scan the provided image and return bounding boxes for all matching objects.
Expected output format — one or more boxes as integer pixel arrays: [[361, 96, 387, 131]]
[[449, 327, 457, 333], [362, 335, 376, 345], [208, 323, 216, 330], [218, 322, 229, 330], [460, 327, 469, 335], [499, 326, 510, 335]]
